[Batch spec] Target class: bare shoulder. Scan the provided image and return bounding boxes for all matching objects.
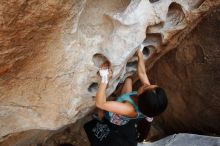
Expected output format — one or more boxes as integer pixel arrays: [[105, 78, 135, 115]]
[[123, 101, 137, 118]]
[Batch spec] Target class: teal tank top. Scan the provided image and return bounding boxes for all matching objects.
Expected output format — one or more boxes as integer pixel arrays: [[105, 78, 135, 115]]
[[105, 91, 145, 126]]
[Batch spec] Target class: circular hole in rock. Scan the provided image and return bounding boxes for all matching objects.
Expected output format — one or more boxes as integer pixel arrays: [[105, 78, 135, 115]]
[[166, 2, 185, 27], [92, 53, 109, 68], [126, 61, 138, 72], [126, 61, 137, 68], [88, 83, 98, 93], [143, 46, 150, 57]]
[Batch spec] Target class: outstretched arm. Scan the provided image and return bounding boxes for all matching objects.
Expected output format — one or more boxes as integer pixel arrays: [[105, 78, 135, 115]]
[[137, 49, 151, 85]]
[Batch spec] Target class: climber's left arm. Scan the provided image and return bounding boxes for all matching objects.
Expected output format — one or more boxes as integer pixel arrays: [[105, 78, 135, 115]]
[[137, 49, 151, 85]]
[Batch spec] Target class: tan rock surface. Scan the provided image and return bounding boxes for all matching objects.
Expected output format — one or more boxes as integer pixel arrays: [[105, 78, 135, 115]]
[[148, 5, 220, 137], [0, 0, 219, 140]]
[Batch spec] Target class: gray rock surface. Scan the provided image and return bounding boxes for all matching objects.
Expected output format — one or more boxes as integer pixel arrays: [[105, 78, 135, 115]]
[[138, 134, 220, 146]]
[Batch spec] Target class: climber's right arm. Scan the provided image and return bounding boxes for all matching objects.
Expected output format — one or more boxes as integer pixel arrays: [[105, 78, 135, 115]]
[[96, 66, 136, 117], [96, 82, 108, 109], [137, 49, 151, 85]]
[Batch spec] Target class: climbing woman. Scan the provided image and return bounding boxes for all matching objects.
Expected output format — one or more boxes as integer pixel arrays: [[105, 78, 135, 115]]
[[84, 49, 168, 146]]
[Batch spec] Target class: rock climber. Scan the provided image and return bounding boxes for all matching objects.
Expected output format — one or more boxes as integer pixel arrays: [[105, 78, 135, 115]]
[[84, 48, 168, 145], [95, 48, 168, 143]]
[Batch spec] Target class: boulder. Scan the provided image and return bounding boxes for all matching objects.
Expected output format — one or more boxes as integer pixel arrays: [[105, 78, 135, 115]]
[[0, 0, 219, 140]]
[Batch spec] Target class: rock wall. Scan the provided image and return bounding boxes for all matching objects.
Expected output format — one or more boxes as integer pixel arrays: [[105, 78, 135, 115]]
[[148, 5, 220, 137], [0, 0, 219, 140], [138, 134, 220, 146]]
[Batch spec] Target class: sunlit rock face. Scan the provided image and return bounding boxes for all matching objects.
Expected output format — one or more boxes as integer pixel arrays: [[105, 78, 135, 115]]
[[149, 6, 220, 137], [0, 0, 219, 140]]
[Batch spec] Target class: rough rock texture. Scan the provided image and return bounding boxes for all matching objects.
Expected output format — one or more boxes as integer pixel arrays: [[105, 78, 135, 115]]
[[148, 5, 220, 138], [0, 116, 91, 146], [0, 0, 220, 140], [138, 134, 220, 146]]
